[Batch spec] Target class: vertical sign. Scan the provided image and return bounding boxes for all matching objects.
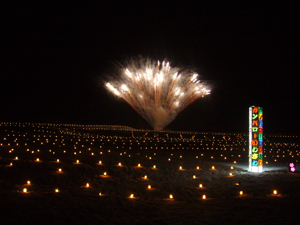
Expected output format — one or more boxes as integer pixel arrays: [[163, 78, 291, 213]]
[[249, 106, 263, 172]]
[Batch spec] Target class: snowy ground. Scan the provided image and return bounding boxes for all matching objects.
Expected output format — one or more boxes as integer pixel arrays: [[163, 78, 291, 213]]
[[0, 123, 299, 224]]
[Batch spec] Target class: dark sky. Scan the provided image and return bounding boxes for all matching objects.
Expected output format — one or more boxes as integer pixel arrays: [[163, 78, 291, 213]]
[[1, 2, 299, 133]]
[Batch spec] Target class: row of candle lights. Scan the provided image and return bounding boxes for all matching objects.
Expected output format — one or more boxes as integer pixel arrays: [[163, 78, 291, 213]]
[[22, 181, 280, 199]]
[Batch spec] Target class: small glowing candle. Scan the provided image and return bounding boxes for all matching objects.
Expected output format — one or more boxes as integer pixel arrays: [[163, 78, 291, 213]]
[[86, 183, 89, 187], [179, 166, 182, 170], [99, 160, 102, 164], [231, 166, 234, 170], [212, 166, 215, 170], [229, 172, 232, 176], [23, 188, 27, 193], [148, 185, 151, 189], [193, 175, 196, 179], [103, 172, 107, 176], [239, 191, 243, 195], [130, 194, 134, 198], [118, 162, 121, 166], [76, 160, 79, 163], [15, 157, 18, 160], [36, 158, 39, 162], [169, 194, 173, 199], [153, 165, 156, 169], [57, 159, 60, 162], [58, 168, 62, 172], [27, 180, 31, 185], [202, 195, 206, 199], [55, 189, 59, 193], [138, 163, 141, 167], [196, 166, 200, 170], [144, 175, 147, 179], [273, 190, 277, 195], [199, 184, 203, 188]]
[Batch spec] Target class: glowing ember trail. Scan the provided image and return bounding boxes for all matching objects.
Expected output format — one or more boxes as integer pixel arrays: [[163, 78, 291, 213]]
[[106, 57, 211, 130]]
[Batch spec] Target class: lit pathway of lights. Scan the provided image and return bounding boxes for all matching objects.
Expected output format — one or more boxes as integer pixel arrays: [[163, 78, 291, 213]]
[[0, 122, 299, 201]]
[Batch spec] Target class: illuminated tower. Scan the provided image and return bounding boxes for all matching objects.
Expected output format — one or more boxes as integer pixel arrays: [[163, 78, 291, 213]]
[[249, 106, 263, 172]]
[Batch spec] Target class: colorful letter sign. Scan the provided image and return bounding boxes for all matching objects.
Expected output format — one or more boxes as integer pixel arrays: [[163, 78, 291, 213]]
[[249, 106, 263, 172]]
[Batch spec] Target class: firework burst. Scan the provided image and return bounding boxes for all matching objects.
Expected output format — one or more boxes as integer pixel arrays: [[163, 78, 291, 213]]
[[106, 57, 211, 130]]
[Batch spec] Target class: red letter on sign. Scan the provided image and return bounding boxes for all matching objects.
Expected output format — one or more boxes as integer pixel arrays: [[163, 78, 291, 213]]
[[252, 140, 258, 146], [252, 120, 258, 126], [253, 133, 258, 139], [252, 107, 258, 113]]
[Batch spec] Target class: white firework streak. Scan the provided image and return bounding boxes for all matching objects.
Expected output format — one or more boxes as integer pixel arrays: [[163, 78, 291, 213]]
[[106, 57, 211, 130]]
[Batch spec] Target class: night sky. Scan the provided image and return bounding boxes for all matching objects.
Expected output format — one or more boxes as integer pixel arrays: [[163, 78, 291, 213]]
[[1, 2, 299, 133]]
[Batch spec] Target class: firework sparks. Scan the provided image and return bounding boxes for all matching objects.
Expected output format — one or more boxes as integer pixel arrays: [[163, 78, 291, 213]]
[[106, 57, 211, 130]]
